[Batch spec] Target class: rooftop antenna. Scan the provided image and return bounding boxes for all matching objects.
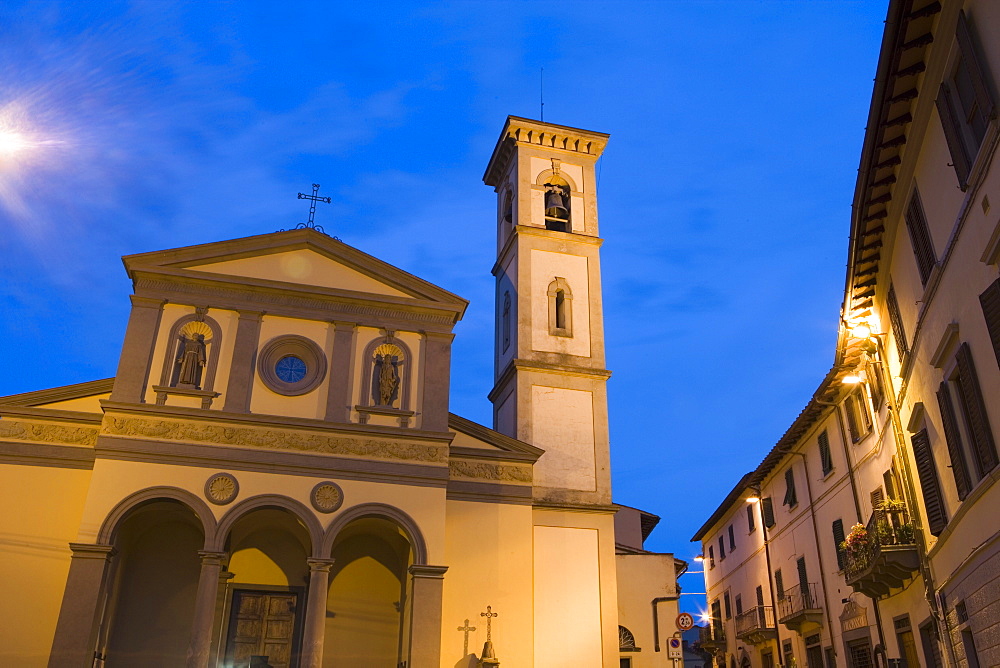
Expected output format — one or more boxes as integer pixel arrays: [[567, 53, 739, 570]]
[[540, 67, 544, 122]]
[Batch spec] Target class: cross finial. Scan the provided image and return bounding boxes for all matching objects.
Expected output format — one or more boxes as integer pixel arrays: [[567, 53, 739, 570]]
[[457, 618, 477, 655], [480, 605, 498, 642], [296, 183, 332, 233]]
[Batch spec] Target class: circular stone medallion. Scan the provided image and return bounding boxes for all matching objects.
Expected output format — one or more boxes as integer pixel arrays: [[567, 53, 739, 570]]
[[205, 472, 239, 505], [311, 481, 344, 513]]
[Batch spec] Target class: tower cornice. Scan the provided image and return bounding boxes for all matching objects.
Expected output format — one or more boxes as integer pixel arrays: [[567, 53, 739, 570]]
[[483, 116, 610, 187]]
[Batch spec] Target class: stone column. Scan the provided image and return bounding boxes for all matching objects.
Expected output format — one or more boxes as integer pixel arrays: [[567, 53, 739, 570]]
[[110, 296, 165, 403], [186, 551, 227, 668], [300, 558, 335, 668], [223, 310, 263, 413], [421, 332, 454, 431], [324, 322, 356, 422], [48, 543, 116, 668], [407, 564, 448, 668]]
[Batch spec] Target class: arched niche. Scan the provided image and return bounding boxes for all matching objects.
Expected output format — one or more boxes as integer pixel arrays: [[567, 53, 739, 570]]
[[358, 334, 413, 413], [98, 486, 217, 547], [158, 312, 223, 392]]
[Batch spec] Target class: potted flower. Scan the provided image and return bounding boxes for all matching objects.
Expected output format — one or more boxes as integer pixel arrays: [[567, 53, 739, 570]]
[[841, 523, 870, 556]]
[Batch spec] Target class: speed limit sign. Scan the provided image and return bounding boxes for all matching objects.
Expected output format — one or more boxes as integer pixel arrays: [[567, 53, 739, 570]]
[[676, 612, 694, 631]]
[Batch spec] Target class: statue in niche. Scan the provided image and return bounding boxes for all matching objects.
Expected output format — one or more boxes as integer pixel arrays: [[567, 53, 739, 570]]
[[175, 334, 207, 388], [375, 354, 400, 407]]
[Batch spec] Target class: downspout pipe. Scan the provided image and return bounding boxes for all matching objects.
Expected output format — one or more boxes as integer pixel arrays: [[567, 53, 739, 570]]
[[652, 593, 680, 652], [776, 448, 836, 660], [813, 396, 888, 659]]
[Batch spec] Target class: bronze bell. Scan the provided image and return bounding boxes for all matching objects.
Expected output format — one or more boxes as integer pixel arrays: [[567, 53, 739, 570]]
[[544, 185, 569, 221]]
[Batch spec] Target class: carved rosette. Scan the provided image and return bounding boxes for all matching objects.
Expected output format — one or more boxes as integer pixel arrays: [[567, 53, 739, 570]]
[[204, 472, 239, 505], [310, 481, 344, 513]]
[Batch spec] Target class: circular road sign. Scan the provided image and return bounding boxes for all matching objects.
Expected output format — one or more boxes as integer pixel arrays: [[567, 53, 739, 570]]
[[676, 612, 695, 631]]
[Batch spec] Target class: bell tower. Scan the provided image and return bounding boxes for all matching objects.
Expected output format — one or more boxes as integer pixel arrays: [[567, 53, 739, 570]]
[[484, 116, 611, 506]]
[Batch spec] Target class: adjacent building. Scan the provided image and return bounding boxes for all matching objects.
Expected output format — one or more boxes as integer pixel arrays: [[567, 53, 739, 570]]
[[693, 1, 1000, 667]]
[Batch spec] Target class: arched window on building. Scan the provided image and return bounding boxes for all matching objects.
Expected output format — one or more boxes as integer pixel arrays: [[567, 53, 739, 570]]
[[502, 291, 511, 352], [547, 277, 573, 337]]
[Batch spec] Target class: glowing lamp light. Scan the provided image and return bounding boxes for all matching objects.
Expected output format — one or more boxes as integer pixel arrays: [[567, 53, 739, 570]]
[[699, 613, 711, 624], [693, 554, 705, 562], [746, 496, 760, 504], [842, 373, 863, 384], [851, 323, 872, 339]]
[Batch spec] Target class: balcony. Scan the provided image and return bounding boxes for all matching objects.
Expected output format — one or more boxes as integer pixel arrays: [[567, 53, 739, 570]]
[[698, 623, 727, 657], [843, 508, 920, 599], [735, 606, 776, 645], [777, 582, 823, 633]]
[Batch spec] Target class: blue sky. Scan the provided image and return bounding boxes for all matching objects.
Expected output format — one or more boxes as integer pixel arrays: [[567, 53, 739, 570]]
[[0, 1, 887, 614]]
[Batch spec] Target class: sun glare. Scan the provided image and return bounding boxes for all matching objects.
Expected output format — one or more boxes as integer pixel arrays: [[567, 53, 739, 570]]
[[0, 130, 29, 156]]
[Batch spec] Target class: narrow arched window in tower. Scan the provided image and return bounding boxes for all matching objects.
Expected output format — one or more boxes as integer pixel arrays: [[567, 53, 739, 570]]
[[502, 190, 513, 226], [543, 176, 570, 232], [547, 278, 573, 337], [502, 291, 511, 351]]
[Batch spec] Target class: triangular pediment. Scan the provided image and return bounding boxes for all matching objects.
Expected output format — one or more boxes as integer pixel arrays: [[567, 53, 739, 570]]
[[122, 228, 468, 309], [448, 413, 543, 461], [191, 249, 411, 297]]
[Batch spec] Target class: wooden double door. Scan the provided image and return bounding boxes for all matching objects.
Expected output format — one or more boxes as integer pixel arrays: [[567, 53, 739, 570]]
[[224, 589, 305, 668]]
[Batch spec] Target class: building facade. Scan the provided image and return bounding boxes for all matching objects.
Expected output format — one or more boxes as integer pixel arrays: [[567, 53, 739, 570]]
[[0, 117, 681, 667], [693, 1, 1000, 667]]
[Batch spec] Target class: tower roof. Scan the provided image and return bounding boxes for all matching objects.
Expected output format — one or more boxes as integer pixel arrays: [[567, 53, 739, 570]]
[[483, 116, 609, 187]]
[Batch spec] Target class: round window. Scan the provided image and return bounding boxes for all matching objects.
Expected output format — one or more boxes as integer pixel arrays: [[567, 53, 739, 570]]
[[275, 355, 307, 383], [257, 336, 327, 396]]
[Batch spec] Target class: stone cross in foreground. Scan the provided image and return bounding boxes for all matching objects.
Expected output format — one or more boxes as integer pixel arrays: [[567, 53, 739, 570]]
[[480, 605, 498, 641]]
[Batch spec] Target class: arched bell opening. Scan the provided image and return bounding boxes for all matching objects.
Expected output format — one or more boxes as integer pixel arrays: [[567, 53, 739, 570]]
[[220, 507, 315, 668], [322, 517, 415, 668], [100, 499, 205, 668]]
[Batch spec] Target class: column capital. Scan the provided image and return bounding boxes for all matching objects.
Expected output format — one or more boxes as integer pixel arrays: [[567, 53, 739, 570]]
[[237, 309, 264, 320], [331, 321, 357, 331], [197, 550, 227, 565], [421, 330, 455, 342], [68, 543, 116, 559], [306, 558, 336, 572], [409, 564, 449, 579]]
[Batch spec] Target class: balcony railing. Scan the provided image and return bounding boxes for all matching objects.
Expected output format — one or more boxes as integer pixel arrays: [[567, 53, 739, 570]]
[[843, 507, 920, 598], [777, 582, 823, 632], [735, 606, 775, 645], [698, 622, 727, 657]]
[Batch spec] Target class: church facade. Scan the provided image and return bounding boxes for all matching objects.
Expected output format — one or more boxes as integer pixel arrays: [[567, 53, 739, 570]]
[[0, 118, 683, 667]]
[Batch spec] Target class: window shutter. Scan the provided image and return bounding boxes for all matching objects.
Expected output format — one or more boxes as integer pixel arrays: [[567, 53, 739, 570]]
[[729, 524, 736, 551], [912, 428, 948, 535], [735, 594, 743, 616], [871, 488, 885, 526], [819, 430, 833, 474], [956, 343, 999, 476], [756, 585, 764, 607], [783, 468, 798, 507], [888, 284, 909, 361], [937, 381, 972, 499], [846, 395, 861, 442], [936, 85, 973, 187], [762, 497, 775, 528], [796, 557, 809, 597], [747, 504, 755, 532], [833, 519, 846, 569], [724, 591, 732, 619], [980, 279, 1000, 370], [774, 569, 784, 599], [956, 11, 995, 122], [719, 535, 726, 559], [905, 191, 937, 285], [709, 545, 715, 566]]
